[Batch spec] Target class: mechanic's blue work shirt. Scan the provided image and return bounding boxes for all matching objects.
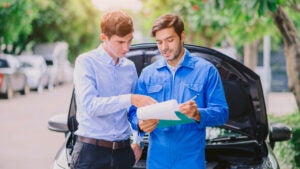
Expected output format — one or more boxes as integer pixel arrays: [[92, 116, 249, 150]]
[[135, 49, 229, 169], [73, 45, 137, 141]]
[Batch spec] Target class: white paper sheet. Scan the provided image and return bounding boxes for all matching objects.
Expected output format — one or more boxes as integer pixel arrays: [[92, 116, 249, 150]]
[[137, 99, 180, 120]]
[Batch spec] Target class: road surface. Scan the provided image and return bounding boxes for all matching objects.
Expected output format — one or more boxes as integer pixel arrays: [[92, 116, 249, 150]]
[[0, 83, 73, 169]]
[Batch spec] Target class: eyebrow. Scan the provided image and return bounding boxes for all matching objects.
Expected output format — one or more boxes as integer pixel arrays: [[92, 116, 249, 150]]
[[116, 37, 133, 43], [156, 35, 174, 42]]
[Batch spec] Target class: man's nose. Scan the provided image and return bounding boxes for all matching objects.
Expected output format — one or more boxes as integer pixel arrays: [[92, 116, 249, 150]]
[[123, 42, 130, 52], [162, 41, 168, 51]]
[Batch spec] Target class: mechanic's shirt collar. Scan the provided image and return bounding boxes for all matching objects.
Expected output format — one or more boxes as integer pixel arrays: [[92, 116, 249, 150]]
[[157, 49, 194, 70]]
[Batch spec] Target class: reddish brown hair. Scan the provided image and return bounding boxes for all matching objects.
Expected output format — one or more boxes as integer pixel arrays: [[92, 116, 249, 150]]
[[100, 10, 134, 38]]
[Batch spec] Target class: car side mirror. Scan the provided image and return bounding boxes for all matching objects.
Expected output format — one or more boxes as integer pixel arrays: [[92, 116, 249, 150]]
[[269, 122, 292, 149], [48, 113, 68, 134]]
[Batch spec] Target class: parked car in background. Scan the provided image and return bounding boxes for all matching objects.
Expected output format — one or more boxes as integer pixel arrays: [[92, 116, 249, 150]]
[[33, 42, 73, 88], [18, 55, 49, 93], [0, 54, 30, 99], [48, 43, 292, 169]]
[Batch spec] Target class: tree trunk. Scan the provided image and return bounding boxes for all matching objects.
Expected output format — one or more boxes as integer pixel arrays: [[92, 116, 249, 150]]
[[272, 6, 300, 109], [243, 39, 260, 70]]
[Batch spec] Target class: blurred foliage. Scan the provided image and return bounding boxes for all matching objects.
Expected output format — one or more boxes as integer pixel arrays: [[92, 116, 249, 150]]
[[140, 0, 279, 48], [0, 0, 43, 54], [140, 0, 300, 51], [2, 0, 300, 62], [0, 0, 100, 62], [269, 111, 300, 169], [28, 0, 101, 62], [141, 0, 231, 47]]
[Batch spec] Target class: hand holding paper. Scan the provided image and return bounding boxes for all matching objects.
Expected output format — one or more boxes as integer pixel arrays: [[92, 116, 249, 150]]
[[137, 99, 194, 128], [137, 100, 180, 120]]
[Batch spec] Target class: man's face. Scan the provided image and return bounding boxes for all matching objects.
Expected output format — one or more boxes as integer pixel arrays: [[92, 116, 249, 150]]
[[101, 33, 133, 61], [155, 27, 185, 65]]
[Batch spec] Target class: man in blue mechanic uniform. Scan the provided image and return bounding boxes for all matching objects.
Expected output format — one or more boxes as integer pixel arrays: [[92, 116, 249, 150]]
[[134, 14, 229, 169]]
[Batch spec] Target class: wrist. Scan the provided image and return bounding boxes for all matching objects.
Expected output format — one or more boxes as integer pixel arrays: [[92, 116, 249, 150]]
[[137, 122, 144, 132], [132, 140, 145, 149]]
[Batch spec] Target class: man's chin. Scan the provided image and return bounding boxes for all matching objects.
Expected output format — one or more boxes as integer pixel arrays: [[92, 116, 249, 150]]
[[162, 53, 169, 57], [164, 55, 174, 60], [119, 54, 126, 58]]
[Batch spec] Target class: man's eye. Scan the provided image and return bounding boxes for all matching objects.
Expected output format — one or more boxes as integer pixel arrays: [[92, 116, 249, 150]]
[[156, 41, 162, 45], [168, 39, 173, 43]]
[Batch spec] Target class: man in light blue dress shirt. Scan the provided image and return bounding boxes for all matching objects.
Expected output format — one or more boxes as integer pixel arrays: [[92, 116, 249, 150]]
[[134, 14, 229, 169], [71, 10, 156, 169]]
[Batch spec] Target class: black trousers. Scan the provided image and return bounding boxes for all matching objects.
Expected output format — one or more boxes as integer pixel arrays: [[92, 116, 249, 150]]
[[71, 141, 135, 169]]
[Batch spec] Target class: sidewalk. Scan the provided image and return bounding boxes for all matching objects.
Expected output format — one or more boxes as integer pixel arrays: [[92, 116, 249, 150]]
[[267, 92, 298, 116]]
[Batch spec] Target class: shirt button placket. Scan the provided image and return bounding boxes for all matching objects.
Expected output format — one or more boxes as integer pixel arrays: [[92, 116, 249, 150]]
[[112, 66, 118, 136], [113, 67, 117, 95]]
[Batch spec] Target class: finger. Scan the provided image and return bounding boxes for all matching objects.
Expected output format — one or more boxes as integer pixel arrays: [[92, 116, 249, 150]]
[[187, 100, 196, 105], [145, 126, 155, 133], [148, 97, 157, 104], [144, 121, 158, 132], [139, 120, 152, 131], [143, 121, 158, 129]]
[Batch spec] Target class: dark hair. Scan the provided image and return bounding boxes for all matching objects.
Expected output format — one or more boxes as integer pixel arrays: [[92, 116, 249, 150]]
[[100, 10, 134, 38], [151, 14, 184, 38]]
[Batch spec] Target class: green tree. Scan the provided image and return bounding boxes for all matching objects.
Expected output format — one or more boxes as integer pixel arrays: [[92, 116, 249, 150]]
[[141, 0, 300, 108], [28, 0, 101, 62], [141, 0, 278, 66], [141, 0, 230, 47], [0, 0, 101, 62], [0, 0, 43, 54], [213, 0, 300, 111], [270, 1, 300, 109], [222, 0, 300, 110]]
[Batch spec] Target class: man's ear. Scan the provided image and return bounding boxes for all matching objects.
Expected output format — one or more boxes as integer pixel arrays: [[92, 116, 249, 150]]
[[100, 33, 107, 41], [181, 31, 186, 42]]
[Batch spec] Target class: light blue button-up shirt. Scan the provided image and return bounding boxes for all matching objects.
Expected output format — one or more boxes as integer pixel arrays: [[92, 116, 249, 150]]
[[134, 49, 229, 169], [73, 45, 138, 141]]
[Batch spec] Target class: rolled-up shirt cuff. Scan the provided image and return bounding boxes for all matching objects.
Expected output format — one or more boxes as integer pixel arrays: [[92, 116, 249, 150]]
[[131, 129, 144, 143], [119, 94, 132, 110], [197, 108, 206, 129]]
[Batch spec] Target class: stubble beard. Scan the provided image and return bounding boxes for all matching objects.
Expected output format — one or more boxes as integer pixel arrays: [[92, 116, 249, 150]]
[[164, 43, 183, 63]]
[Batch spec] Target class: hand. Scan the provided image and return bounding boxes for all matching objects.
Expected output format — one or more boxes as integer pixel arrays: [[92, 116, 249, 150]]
[[131, 143, 143, 164], [131, 94, 157, 108], [138, 119, 159, 133], [179, 100, 200, 122]]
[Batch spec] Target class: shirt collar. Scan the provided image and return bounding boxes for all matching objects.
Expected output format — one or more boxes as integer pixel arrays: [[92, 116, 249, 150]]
[[156, 49, 194, 70], [96, 44, 124, 66]]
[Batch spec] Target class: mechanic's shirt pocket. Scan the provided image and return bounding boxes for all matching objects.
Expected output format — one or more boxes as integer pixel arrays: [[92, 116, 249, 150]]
[[183, 83, 203, 103], [146, 84, 164, 101]]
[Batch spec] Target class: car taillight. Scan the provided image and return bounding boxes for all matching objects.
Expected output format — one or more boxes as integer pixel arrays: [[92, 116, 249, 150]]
[[0, 72, 3, 87]]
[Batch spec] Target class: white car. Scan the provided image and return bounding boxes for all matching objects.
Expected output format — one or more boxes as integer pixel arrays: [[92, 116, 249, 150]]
[[0, 54, 30, 99], [33, 42, 73, 88], [19, 55, 49, 93]]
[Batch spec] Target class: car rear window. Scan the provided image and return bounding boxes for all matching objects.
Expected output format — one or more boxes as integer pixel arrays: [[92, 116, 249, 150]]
[[0, 59, 9, 68], [21, 62, 33, 68]]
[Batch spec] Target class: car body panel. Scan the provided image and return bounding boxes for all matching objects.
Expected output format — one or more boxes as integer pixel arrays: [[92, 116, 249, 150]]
[[33, 42, 73, 87], [0, 54, 29, 98], [19, 55, 49, 91]]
